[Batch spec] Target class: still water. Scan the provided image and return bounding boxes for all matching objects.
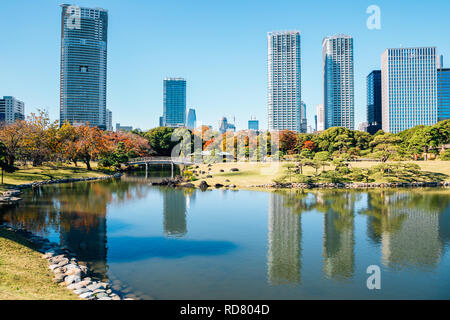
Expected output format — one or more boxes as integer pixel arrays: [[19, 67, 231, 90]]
[[1, 171, 449, 299]]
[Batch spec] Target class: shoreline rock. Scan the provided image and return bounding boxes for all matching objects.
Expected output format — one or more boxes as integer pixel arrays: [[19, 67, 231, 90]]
[[0, 224, 136, 301]]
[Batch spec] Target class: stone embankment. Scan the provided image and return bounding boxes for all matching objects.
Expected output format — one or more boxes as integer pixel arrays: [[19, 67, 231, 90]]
[[250, 181, 450, 189], [0, 225, 135, 300]]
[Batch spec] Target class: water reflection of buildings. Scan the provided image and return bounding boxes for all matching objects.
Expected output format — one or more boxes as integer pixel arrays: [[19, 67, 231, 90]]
[[322, 194, 355, 280], [364, 192, 448, 270], [267, 193, 302, 285], [162, 188, 188, 238]]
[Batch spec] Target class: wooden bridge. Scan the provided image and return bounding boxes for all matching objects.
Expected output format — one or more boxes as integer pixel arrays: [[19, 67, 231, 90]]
[[126, 157, 193, 178]]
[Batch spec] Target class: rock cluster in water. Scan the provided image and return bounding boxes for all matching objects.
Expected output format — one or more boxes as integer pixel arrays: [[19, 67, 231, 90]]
[[0, 190, 22, 206], [0, 225, 134, 300], [250, 181, 450, 189]]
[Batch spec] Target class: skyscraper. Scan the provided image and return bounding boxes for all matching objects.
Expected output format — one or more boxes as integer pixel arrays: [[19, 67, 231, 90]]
[[268, 31, 302, 132], [381, 47, 438, 133], [248, 117, 259, 131], [367, 70, 382, 134], [438, 68, 450, 122], [163, 78, 186, 128], [219, 116, 228, 133], [186, 108, 197, 129], [323, 35, 354, 130], [60, 5, 108, 129], [317, 104, 325, 131], [106, 108, 113, 131], [0, 96, 25, 124], [300, 101, 307, 133]]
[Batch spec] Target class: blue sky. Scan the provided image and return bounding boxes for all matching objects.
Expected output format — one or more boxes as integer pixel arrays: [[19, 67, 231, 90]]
[[0, 0, 449, 131]]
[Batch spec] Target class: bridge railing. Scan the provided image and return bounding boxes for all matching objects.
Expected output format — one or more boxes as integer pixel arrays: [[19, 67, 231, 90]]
[[128, 157, 193, 164]]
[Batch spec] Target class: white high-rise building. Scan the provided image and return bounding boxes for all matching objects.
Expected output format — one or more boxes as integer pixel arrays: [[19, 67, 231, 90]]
[[317, 104, 325, 131], [268, 31, 301, 132], [381, 47, 438, 133], [323, 35, 354, 130], [0, 96, 25, 124]]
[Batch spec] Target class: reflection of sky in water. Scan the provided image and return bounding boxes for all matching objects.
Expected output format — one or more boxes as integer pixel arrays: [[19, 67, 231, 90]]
[[1, 178, 449, 300]]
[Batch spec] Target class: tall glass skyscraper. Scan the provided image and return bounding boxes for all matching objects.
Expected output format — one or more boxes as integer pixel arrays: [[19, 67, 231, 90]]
[[186, 108, 197, 129], [322, 35, 354, 130], [60, 5, 108, 129], [268, 31, 301, 132], [381, 47, 438, 133], [163, 78, 186, 128], [367, 70, 382, 134], [438, 68, 450, 122], [300, 101, 307, 133]]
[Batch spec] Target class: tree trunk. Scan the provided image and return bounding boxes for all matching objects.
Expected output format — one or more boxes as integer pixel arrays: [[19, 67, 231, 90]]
[[84, 156, 92, 171]]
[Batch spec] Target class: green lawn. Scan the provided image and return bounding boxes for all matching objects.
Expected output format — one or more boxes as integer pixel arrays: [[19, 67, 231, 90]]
[[0, 227, 79, 300], [188, 160, 450, 188]]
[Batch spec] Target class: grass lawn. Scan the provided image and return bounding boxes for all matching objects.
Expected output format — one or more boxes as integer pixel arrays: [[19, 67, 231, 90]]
[[188, 160, 450, 188], [0, 162, 109, 192], [0, 227, 79, 300]]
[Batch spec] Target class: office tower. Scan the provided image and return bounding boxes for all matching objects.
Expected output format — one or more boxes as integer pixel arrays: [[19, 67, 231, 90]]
[[367, 70, 382, 134], [248, 117, 259, 131], [60, 5, 108, 129], [163, 78, 186, 128], [268, 31, 302, 132], [0, 96, 25, 124], [219, 116, 228, 133], [438, 68, 450, 122], [317, 104, 325, 131], [322, 35, 354, 130], [105, 109, 113, 131], [116, 123, 133, 132], [314, 115, 317, 132], [186, 108, 197, 129], [381, 47, 438, 133], [159, 116, 164, 127], [300, 101, 307, 133]]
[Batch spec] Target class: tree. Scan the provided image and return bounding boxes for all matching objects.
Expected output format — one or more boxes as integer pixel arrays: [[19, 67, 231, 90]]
[[73, 125, 108, 170], [22, 110, 58, 166], [279, 130, 298, 154], [0, 120, 28, 165], [145, 127, 178, 156], [369, 133, 402, 162], [0, 141, 17, 184]]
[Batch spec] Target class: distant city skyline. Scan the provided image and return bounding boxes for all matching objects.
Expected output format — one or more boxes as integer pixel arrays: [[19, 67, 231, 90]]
[[1, 0, 449, 131]]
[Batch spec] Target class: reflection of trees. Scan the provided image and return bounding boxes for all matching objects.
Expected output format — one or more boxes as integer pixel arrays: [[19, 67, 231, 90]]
[[0, 179, 151, 280], [361, 190, 445, 270], [267, 192, 302, 285], [162, 187, 187, 238]]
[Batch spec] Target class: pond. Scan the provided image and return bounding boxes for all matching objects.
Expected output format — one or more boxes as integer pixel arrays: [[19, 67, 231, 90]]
[[1, 170, 449, 299]]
